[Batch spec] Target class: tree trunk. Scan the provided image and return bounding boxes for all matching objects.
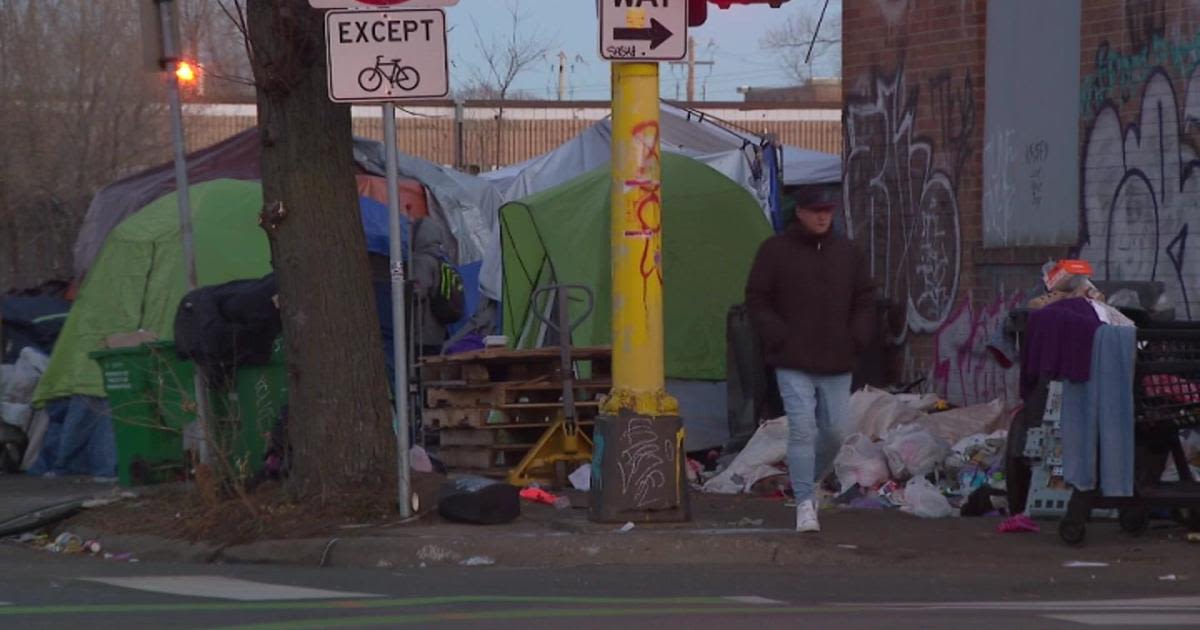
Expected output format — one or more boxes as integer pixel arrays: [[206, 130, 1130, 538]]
[[246, 0, 395, 499]]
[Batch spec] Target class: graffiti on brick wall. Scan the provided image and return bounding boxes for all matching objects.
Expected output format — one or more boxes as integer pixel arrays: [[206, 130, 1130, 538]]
[[1078, 66, 1200, 319], [932, 291, 1025, 407], [875, 0, 914, 28], [844, 64, 968, 338], [1079, 0, 1199, 120]]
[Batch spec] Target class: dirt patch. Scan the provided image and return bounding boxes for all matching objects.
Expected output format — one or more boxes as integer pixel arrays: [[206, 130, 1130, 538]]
[[64, 476, 438, 546]]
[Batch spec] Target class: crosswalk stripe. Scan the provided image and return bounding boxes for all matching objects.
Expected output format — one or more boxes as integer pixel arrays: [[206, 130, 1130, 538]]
[[836, 596, 1200, 612], [81, 576, 380, 601], [1047, 613, 1200, 626], [722, 596, 786, 605]]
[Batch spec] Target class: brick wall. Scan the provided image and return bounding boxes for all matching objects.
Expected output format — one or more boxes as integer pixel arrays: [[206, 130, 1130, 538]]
[[1077, 0, 1200, 321], [843, 0, 992, 404]]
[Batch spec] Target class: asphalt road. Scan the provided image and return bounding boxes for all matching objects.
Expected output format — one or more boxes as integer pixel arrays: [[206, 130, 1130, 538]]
[[2, 544, 1198, 629]]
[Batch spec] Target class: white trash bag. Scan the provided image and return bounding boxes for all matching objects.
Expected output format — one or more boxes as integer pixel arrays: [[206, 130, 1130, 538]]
[[882, 424, 949, 480], [833, 433, 890, 492], [848, 386, 937, 439], [901, 477, 954, 518], [702, 417, 788, 494]]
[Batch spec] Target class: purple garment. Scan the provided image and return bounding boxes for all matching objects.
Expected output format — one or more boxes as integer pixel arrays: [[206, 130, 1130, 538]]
[[1021, 298, 1103, 399]]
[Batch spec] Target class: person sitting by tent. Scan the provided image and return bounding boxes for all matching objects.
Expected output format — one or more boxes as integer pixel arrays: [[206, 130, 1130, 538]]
[[412, 218, 463, 358]]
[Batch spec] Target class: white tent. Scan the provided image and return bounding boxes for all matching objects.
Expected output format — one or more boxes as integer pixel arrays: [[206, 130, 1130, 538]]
[[475, 103, 841, 299], [781, 144, 841, 186], [483, 103, 774, 213]]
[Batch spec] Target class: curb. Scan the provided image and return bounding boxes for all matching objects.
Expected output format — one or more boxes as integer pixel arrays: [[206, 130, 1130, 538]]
[[67, 525, 880, 570]]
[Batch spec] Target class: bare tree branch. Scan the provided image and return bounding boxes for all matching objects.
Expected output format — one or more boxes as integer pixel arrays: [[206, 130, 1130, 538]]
[[760, 4, 842, 85]]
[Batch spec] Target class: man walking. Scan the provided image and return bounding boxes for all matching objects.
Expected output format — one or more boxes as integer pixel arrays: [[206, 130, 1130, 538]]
[[745, 189, 875, 532]]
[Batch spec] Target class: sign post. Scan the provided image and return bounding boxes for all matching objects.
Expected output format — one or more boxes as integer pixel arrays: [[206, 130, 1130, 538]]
[[322, 4, 450, 519], [143, 0, 213, 465], [590, 1, 691, 523]]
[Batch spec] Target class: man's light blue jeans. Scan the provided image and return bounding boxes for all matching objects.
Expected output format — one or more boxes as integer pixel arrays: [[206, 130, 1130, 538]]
[[775, 369, 852, 504]]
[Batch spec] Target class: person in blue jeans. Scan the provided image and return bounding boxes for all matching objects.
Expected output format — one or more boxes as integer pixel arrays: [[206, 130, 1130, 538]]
[[745, 188, 874, 532]]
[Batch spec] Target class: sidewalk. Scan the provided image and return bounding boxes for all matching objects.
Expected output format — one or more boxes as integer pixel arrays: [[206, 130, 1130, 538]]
[[3, 474, 1197, 575], [0, 474, 118, 524]]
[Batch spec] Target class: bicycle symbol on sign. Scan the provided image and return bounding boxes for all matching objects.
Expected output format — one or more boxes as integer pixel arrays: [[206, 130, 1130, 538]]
[[357, 55, 421, 93]]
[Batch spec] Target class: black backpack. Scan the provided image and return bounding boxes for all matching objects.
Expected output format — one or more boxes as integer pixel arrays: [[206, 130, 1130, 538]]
[[429, 259, 465, 325]]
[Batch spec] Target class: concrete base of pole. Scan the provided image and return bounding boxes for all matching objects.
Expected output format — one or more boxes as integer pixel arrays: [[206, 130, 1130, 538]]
[[588, 413, 691, 523]]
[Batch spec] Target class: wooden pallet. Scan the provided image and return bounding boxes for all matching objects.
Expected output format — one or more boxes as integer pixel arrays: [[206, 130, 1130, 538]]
[[421, 346, 610, 476]]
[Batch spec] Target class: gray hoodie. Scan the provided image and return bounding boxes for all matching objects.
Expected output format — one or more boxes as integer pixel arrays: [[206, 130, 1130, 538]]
[[412, 218, 452, 350]]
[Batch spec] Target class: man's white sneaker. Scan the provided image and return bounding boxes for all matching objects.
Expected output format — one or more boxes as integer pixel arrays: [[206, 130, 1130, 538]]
[[795, 500, 820, 533]]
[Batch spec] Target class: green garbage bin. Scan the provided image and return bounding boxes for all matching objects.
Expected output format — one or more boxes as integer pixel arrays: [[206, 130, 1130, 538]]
[[93, 338, 288, 486], [148, 338, 286, 480], [91, 344, 187, 487]]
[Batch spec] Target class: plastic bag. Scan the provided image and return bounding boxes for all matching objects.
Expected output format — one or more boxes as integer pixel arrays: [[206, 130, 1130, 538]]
[[915, 399, 1007, 445], [848, 386, 937, 439], [902, 477, 954, 519], [701, 417, 788, 494], [946, 430, 1008, 471], [0, 402, 32, 432], [882, 424, 949, 480], [3, 348, 48, 404], [833, 433, 890, 491]]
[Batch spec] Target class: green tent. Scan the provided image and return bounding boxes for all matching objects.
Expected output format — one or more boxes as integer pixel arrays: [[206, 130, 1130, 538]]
[[35, 180, 272, 403], [501, 153, 773, 381]]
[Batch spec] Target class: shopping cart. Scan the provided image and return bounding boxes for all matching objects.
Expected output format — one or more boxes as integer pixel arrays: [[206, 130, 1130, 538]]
[[1058, 323, 1200, 544]]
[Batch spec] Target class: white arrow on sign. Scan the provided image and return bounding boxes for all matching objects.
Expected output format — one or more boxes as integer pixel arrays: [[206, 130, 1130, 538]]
[[309, 1, 459, 9]]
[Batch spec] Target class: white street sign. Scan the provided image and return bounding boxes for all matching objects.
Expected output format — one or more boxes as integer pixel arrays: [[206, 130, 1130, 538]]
[[310, 1, 458, 8], [325, 9, 448, 102], [600, 0, 688, 62]]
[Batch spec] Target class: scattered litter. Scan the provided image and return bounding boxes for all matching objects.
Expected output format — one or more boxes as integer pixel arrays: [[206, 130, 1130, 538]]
[[1063, 561, 1109, 568], [568, 464, 591, 491], [84, 540, 101, 554], [1160, 574, 1180, 582], [376, 559, 393, 569], [103, 552, 136, 562], [459, 556, 496, 567], [519, 487, 569, 509], [997, 514, 1040, 534], [1189, 532, 1200, 544], [409, 445, 434, 474], [734, 517, 764, 527], [837, 544, 859, 550], [47, 533, 83, 553], [900, 477, 954, 519], [615, 522, 635, 533]]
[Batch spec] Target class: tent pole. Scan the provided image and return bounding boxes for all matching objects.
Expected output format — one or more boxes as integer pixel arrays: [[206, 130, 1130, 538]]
[[385, 103, 412, 519], [160, 0, 211, 466]]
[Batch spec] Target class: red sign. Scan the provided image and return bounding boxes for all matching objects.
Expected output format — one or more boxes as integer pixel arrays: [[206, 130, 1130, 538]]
[[309, 1, 459, 9]]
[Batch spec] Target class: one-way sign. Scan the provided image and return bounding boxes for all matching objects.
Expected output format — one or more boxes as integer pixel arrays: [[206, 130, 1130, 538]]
[[613, 18, 673, 50], [600, 0, 687, 61]]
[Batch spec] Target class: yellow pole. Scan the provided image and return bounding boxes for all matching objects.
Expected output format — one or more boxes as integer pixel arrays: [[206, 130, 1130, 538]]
[[603, 61, 678, 418]]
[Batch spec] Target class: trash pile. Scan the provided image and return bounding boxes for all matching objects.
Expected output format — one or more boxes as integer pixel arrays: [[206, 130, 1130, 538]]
[[700, 387, 1012, 519]]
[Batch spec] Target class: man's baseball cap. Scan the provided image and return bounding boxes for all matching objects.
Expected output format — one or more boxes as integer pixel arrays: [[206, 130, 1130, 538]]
[[793, 187, 837, 212]]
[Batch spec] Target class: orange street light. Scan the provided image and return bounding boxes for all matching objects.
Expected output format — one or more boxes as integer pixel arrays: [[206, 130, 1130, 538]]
[[175, 61, 196, 83]]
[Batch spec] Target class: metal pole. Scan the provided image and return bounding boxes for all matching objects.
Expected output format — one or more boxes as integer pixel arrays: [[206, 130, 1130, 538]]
[[604, 62, 674, 416], [453, 100, 465, 171], [385, 103, 412, 518], [590, 61, 688, 523], [160, 0, 211, 465]]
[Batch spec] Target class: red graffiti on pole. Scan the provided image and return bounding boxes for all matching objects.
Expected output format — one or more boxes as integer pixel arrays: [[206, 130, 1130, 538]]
[[623, 121, 664, 303]]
